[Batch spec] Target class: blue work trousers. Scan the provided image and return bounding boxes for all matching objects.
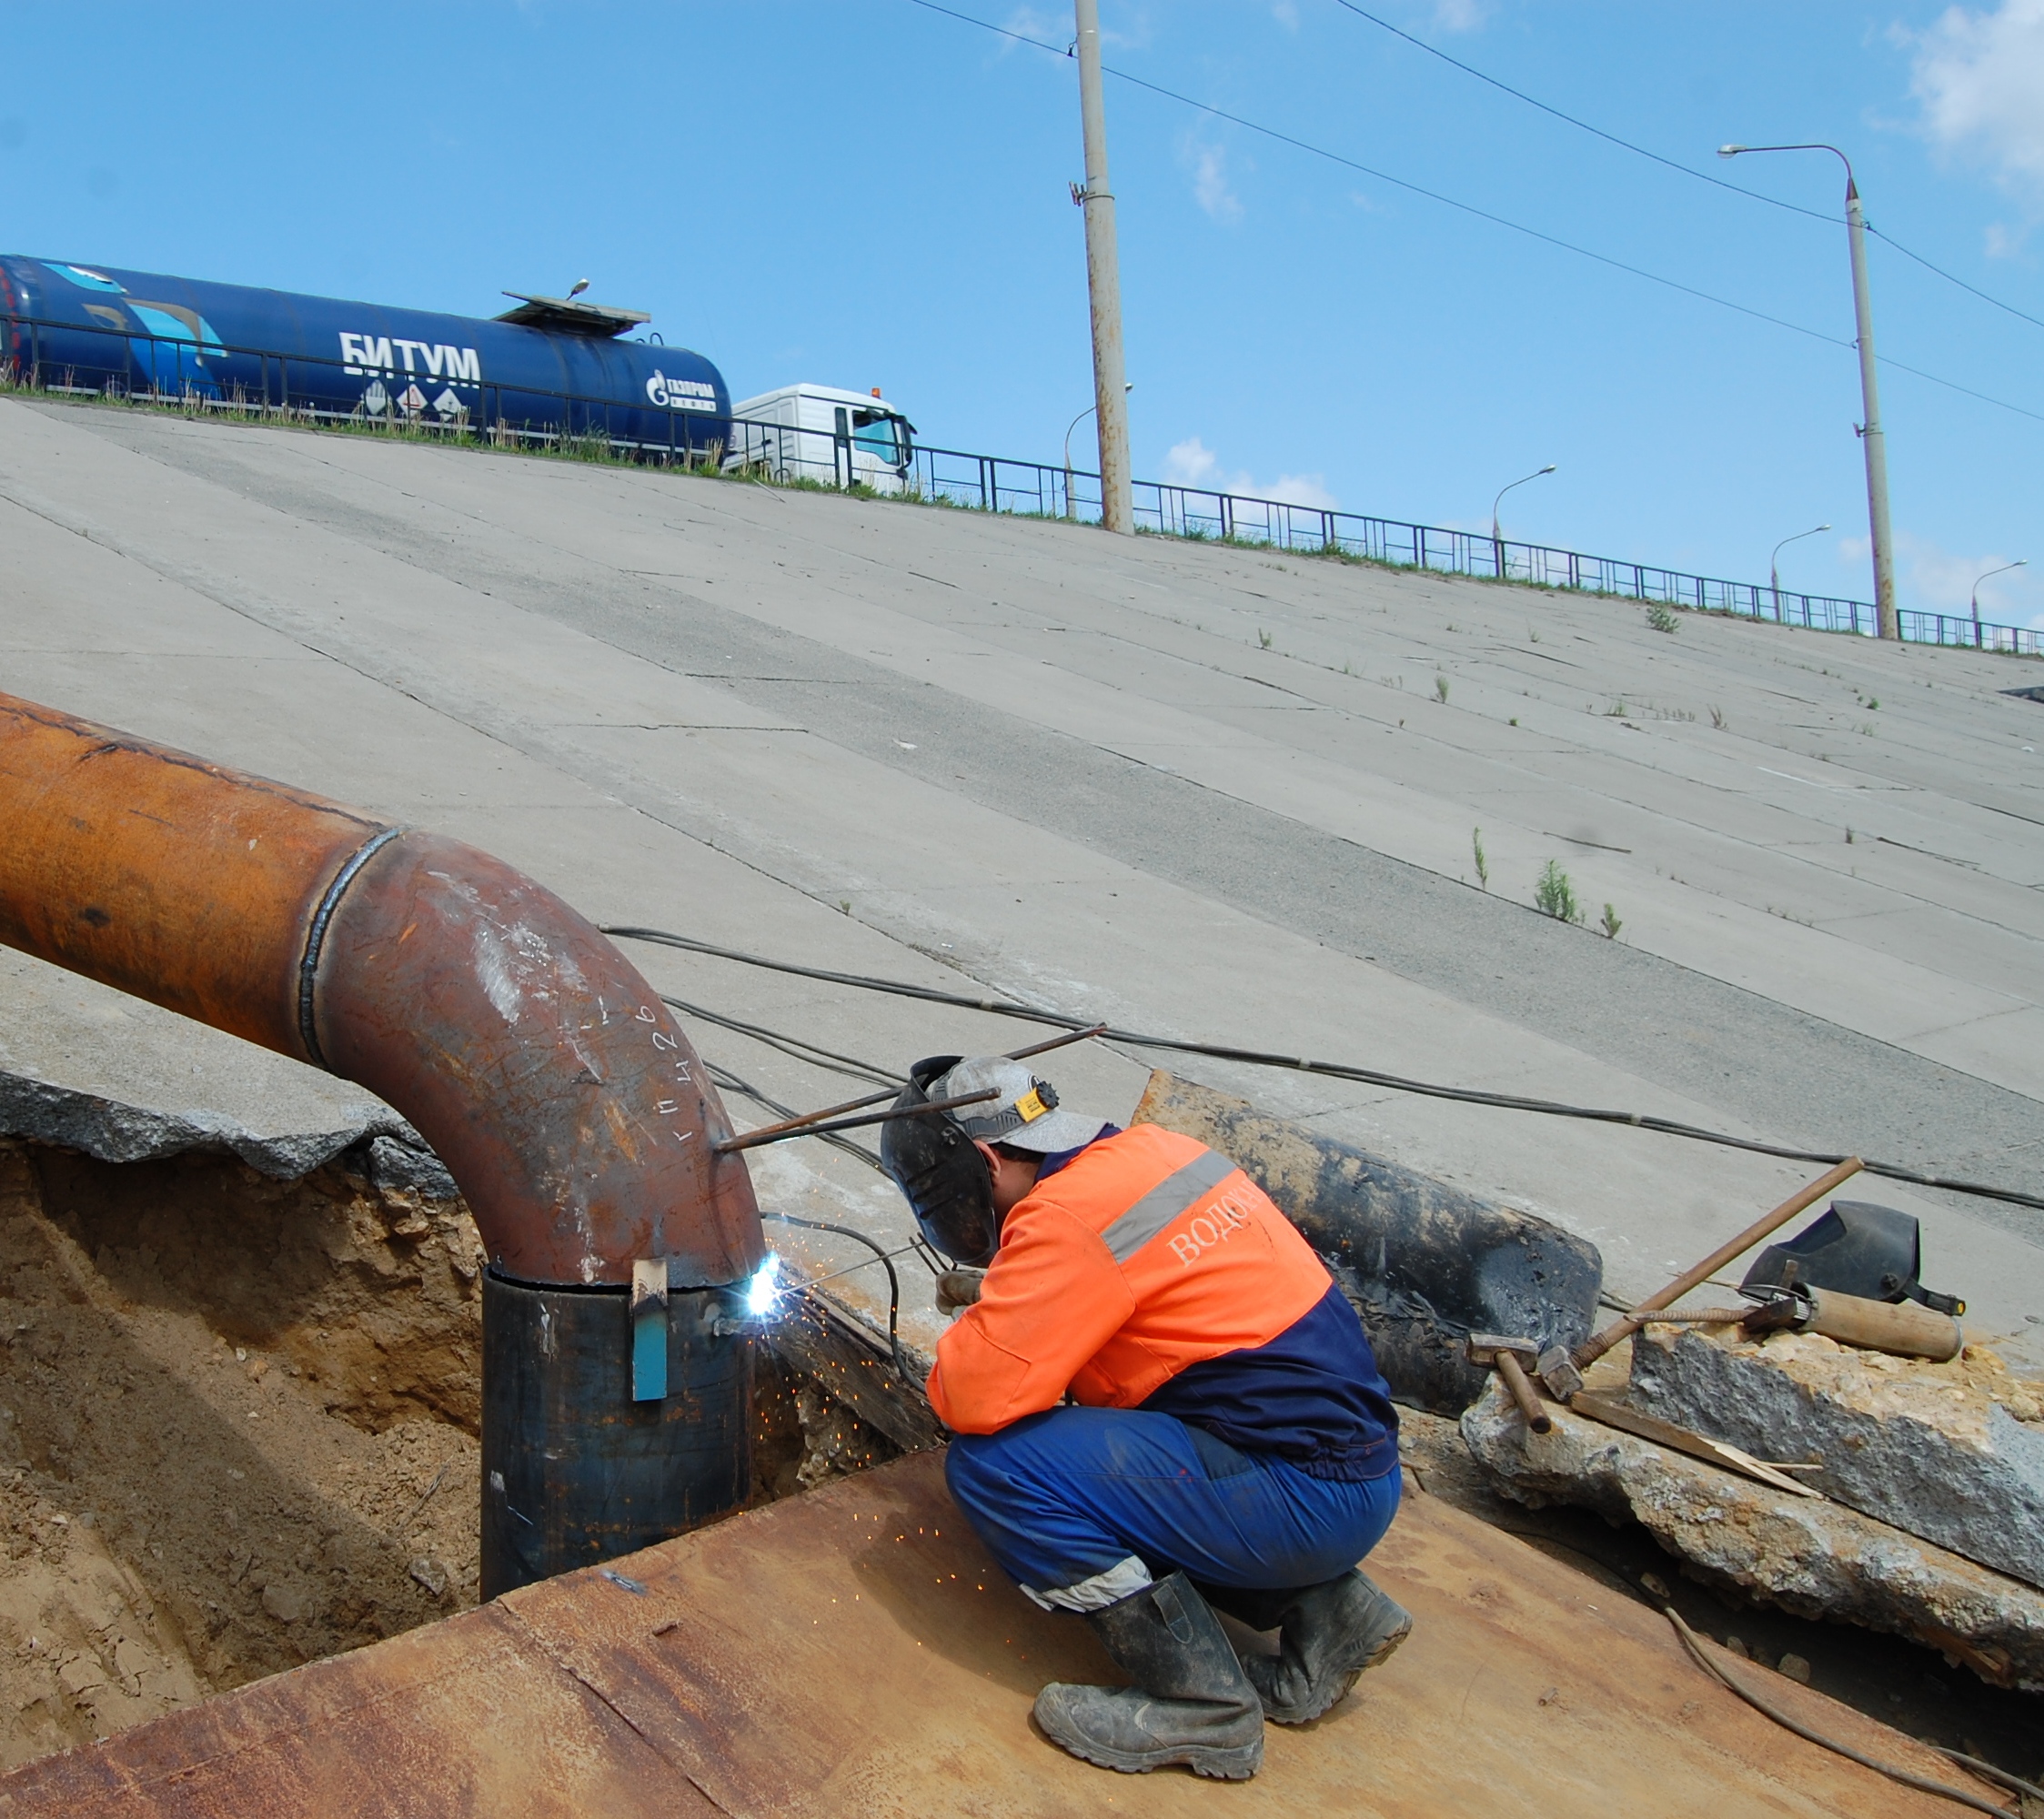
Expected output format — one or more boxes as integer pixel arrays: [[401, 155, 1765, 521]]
[[944, 1406, 1399, 1610]]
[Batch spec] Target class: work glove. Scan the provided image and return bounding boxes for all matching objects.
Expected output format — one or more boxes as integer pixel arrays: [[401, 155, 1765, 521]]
[[935, 1268, 985, 1317]]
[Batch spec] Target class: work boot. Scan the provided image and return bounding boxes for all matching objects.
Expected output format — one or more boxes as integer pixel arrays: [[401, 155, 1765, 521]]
[[1229, 1569, 1413, 1725], [1032, 1573, 1264, 1779]]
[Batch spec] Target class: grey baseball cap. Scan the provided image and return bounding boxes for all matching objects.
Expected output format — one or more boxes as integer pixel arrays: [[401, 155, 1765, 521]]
[[931, 1056, 1109, 1155]]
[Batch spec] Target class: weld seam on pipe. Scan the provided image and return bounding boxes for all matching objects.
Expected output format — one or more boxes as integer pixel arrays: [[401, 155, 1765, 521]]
[[297, 824, 404, 1067]]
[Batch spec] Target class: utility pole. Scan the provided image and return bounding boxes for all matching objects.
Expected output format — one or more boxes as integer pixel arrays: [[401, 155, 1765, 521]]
[[1073, 0, 1133, 535], [1844, 173, 1898, 641], [1721, 144, 1899, 640]]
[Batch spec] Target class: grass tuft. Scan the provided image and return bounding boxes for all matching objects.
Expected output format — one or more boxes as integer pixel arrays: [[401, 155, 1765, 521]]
[[1535, 859, 1582, 924]]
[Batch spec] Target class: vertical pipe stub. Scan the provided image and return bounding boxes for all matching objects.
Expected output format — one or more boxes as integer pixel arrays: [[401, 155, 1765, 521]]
[[481, 1271, 752, 1598]]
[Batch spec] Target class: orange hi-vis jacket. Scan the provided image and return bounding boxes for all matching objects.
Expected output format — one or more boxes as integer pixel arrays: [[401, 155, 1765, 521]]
[[927, 1123, 1349, 1438]]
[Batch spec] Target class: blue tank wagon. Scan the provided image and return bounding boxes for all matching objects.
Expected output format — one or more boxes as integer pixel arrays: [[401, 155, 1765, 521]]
[[0, 256, 729, 457]]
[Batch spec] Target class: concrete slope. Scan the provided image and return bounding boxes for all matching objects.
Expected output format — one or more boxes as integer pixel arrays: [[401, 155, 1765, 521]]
[[0, 397, 2037, 1358]]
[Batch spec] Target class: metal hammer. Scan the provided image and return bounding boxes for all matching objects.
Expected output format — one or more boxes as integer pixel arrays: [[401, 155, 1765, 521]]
[[1465, 1334, 1553, 1435]]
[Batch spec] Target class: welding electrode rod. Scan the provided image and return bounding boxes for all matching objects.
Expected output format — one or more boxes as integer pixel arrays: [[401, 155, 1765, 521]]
[[718, 1028, 1102, 1152], [723, 1086, 897, 1147], [1573, 1156, 1863, 1370], [1004, 1022, 1109, 1061], [714, 1088, 1000, 1154], [1496, 1352, 1553, 1434]]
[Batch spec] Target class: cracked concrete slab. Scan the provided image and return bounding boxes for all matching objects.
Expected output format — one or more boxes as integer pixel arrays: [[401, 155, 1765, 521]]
[[0, 950, 449, 1192]]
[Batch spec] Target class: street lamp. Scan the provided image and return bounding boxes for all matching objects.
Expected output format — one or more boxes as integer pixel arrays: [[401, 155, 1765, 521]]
[[1971, 558, 2029, 648], [1769, 523, 1831, 621], [1719, 142, 1898, 641], [1491, 465, 1556, 578], [1063, 382, 1133, 520]]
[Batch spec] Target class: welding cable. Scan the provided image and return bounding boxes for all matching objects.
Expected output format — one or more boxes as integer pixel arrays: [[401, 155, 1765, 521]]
[[766, 1211, 909, 1378], [1663, 1607, 2016, 1817], [704, 1061, 887, 1175], [1927, 1752, 2044, 1808], [605, 927, 2044, 1217], [663, 992, 902, 1090]]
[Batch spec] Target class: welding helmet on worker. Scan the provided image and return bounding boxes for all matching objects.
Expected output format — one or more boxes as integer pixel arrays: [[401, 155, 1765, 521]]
[[879, 1054, 1108, 1266]]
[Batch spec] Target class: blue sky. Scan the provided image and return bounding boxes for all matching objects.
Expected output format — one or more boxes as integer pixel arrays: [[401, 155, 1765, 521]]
[[5, 2, 2041, 624]]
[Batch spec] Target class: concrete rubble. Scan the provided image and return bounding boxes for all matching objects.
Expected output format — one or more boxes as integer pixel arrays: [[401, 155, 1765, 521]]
[[1462, 1377, 2044, 1690], [1628, 1324, 2044, 1593]]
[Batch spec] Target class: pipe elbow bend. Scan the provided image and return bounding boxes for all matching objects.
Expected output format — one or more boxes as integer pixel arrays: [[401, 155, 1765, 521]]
[[310, 829, 760, 1287], [0, 691, 760, 1289]]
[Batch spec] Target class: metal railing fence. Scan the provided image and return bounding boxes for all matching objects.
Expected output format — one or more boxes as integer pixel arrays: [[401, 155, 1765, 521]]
[[5, 308, 2037, 658]]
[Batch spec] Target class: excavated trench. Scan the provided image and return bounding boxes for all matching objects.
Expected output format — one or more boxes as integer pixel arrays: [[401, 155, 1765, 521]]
[[0, 1137, 891, 1771], [6, 1132, 2036, 1787]]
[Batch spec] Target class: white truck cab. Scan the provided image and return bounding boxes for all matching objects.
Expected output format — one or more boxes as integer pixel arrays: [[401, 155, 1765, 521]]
[[725, 383, 916, 494]]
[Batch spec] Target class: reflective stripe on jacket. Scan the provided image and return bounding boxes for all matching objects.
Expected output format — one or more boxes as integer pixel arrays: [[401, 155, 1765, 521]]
[[926, 1123, 1337, 1435]]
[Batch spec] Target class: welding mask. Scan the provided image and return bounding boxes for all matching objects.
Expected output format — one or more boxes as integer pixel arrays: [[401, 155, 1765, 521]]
[[1740, 1201, 1963, 1316], [880, 1054, 1000, 1268]]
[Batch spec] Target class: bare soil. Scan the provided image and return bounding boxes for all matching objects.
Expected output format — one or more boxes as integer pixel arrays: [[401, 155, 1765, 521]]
[[0, 1137, 882, 1771]]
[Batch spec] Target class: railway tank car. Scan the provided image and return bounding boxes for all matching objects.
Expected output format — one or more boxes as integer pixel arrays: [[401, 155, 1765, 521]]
[[0, 256, 728, 456]]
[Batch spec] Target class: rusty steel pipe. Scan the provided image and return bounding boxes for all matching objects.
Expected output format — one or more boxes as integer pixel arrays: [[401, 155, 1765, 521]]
[[0, 692, 770, 1592], [0, 689, 761, 1288]]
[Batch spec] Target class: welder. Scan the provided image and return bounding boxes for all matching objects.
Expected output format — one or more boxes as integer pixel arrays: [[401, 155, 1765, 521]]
[[881, 1055, 1408, 1782]]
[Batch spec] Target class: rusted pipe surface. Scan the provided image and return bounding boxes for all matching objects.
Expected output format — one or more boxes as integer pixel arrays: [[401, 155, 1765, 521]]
[[0, 689, 381, 1050], [0, 691, 760, 1287]]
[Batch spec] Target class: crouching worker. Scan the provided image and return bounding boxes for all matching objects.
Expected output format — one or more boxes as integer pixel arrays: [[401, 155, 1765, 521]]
[[881, 1055, 1409, 1782]]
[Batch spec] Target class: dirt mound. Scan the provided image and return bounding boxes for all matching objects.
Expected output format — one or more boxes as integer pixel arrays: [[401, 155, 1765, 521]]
[[0, 1139, 487, 1764], [0, 1138, 890, 1769]]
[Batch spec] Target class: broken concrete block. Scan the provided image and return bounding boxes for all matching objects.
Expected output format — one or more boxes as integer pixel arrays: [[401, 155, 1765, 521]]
[[1460, 1378, 2044, 1691], [1627, 1326, 2044, 1592]]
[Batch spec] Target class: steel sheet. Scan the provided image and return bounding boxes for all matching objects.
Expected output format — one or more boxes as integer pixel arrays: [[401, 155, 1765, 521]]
[[0, 1452, 1989, 1818]]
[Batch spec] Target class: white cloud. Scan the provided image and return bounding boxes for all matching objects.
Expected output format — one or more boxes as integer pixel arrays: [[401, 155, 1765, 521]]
[[1164, 437, 1220, 487], [1163, 437, 1338, 510], [1264, 472, 1341, 510], [1271, 0, 1300, 27], [1181, 138, 1243, 222], [1883, 530, 2039, 622], [1902, 2, 2044, 225], [998, 5, 1060, 52], [1429, 0, 1493, 31]]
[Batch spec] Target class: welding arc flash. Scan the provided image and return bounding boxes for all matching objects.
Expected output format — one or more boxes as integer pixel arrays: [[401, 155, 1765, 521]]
[[745, 1252, 783, 1316]]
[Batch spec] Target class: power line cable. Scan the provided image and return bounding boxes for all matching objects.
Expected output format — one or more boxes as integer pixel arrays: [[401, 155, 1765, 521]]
[[899, 0, 2044, 424], [1327, 1, 1833, 224], [1865, 226, 2044, 335], [1328, 0, 2044, 337], [607, 925, 2044, 1218]]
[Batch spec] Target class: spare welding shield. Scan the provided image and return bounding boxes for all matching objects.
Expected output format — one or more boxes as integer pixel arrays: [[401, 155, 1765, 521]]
[[1740, 1201, 1963, 1316], [880, 1054, 1000, 1267]]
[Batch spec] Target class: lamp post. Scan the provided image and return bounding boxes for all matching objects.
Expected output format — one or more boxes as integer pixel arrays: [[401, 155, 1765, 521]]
[[1063, 382, 1133, 520], [1490, 465, 1556, 579], [1769, 523, 1831, 621], [1971, 558, 2029, 648], [1720, 143, 1898, 641]]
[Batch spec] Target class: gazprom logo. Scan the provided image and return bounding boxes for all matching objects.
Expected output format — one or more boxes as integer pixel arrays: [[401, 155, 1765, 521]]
[[647, 370, 716, 411], [339, 331, 479, 383]]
